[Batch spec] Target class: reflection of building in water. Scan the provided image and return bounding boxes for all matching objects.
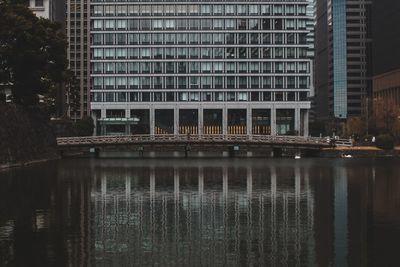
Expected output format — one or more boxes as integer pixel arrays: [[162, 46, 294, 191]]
[[92, 164, 317, 266]]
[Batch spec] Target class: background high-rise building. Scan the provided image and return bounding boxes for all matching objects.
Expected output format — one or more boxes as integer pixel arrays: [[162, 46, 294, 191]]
[[372, 0, 400, 108], [90, 0, 314, 136], [315, 0, 372, 121], [66, 0, 91, 119], [28, 0, 65, 22]]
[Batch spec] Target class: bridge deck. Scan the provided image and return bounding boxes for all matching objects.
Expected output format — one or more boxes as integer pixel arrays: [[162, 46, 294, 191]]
[[57, 134, 330, 148]]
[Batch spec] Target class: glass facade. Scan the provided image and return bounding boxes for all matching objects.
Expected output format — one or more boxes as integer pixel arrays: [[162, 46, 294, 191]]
[[90, 0, 313, 136], [331, 0, 347, 119]]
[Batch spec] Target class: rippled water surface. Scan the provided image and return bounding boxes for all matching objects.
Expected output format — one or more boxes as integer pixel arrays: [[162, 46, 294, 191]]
[[1, 158, 400, 266]]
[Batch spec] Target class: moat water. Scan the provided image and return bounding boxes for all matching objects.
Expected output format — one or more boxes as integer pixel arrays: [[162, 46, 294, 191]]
[[0, 158, 399, 266]]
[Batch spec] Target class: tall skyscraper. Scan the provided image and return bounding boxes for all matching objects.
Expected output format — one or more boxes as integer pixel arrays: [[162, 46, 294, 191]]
[[90, 1, 314, 136], [66, 0, 91, 119], [315, 0, 372, 120]]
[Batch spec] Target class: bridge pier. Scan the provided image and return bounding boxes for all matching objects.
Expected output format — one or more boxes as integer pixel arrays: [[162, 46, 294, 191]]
[[184, 145, 191, 158], [94, 148, 100, 158], [272, 148, 283, 158]]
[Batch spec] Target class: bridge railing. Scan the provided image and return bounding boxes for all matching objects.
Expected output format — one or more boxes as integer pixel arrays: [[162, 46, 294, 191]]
[[57, 134, 330, 146]]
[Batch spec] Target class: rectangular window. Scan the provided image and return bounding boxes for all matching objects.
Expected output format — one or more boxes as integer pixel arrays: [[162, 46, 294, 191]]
[[213, 19, 224, 30], [249, 5, 259, 15], [214, 62, 223, 73], [128, 77, 139, 89], [178, 77, 186, 88], [154, 77, 163, 88], [93, 77, 103, 89], [226, 5, 235, 15], [35, 0, 43, 7], [177, 19, 186, 30], [201, 5, 211, 15], [93, 6, 103, 16], [116, 78, 127, 89], [215, 92, 224, 101], [237, 5, 247, 15], [237, 92, 248, 101]]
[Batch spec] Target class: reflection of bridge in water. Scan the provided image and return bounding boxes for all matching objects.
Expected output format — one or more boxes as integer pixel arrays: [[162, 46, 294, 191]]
[[58, 134, 330, 158], [93, 164, 317, 266]]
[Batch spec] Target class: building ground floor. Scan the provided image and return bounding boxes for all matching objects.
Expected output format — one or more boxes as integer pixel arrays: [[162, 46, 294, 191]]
[[91, 102, 310, 136]]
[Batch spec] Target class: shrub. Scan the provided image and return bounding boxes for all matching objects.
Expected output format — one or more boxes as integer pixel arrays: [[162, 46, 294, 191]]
[[75, 116, 94, 136], [375, 134, 395, 150]]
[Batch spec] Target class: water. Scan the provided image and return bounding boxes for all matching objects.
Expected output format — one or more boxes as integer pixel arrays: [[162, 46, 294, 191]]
[[0, 158, 400, 266]]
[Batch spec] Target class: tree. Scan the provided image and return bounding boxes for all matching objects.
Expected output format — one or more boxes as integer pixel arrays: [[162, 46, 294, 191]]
[[371, 98, 400, 137], [0, 1, 67, 106], [309, 120, 327, 137], [344, 117, 366, 139], [75, 116, 94, 136], [64, 70, 81, 120]]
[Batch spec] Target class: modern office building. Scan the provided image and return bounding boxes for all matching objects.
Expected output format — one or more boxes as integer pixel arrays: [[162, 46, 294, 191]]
[[90, 1, 314, 136], [66, 0, 91, 119], [315, 0, 372, 120]]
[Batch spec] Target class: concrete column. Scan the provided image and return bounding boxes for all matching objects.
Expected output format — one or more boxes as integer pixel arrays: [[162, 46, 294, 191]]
[[174, 107, 179, 135], [303, 109, 309, 137], [198, 106, 203, 135], [222, 107, 228, 135], [125, 110, 130, 135], [149, 107, 155, 136], [247, 107, 252, 136], [91, 113, 98, 137], [100, 109, 107, 136], [295, 107, 301, 135], [271, 107, 277, 136]]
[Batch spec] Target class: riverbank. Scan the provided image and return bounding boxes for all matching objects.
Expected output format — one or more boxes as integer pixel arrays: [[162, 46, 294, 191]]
[[0, 104, 59, 170], [321, 146, 400, 158]]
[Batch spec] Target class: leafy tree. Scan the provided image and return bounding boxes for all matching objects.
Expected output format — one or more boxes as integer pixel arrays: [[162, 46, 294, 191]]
[[309, 120, 327, 137], [344, 117, 366, 139], [0, 1, 67, 106], [0, 92, 5, 103], [371, 98, 400, 137], [375, 134, 395, 150], [75, 116, 94, 136]]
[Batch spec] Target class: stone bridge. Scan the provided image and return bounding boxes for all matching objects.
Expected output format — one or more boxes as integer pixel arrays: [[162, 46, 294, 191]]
[[57, 135, 330, 158]]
